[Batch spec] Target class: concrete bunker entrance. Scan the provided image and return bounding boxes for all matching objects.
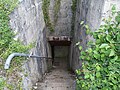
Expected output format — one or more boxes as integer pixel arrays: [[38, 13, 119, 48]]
[[36, 36, 75, 89], [48, 36, 71, 70]]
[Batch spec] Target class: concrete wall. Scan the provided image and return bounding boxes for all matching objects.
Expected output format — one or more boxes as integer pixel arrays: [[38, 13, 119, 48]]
[[47, 0, 72, 36], [102, 0, 120, 22], [9, 0, 50, 89], [70, 0, 104, 70]]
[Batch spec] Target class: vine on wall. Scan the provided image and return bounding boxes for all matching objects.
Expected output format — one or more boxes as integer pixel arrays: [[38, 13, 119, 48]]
[[42, 0, 61, 32], [71, 0, 77, 36], [42, 0, 54, 32], [53, 0, 61, 25]]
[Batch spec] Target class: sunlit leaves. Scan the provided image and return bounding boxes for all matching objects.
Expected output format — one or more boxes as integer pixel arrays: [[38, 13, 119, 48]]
[[80, 21, 84, 25], [96, 72, 101, 78], [115, 15, 120, 23], [76, 5, 120, 90], [76, 42, 80, 46], [79, 46, 82, 50], [109, 49, 115, 57], [96, 65, 101, 71], [100, 43, 109, 48]]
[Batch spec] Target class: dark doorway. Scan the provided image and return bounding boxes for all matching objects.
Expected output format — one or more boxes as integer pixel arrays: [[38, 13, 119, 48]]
[[48, 36, 71, 70], [53, 46, 70, 69]]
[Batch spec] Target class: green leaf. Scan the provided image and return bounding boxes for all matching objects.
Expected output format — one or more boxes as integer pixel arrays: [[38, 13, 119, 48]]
[[76, 42, 80, 46], [93, 51, 100, 59], [86, 57, 90, 61], [79, 46, 82, 50], [85, 73, 89, 79], [94, 54, 100, 59], [84, 25, 89, 29], [80, 21, 84, 25], [112, 80, 117, 84], [96, 66, 101, 71], [90, 75, 94, 81], [96, 72, 101, 78], [87, 48, 92, 53], [86, 29, 90, 34], [109, 49, 115, 57], [112, 5, 116, 11], [115, 15, 120, 23], [100, 43, 109, 48], [112, 5, 116, 15], [113, 56, 118, 60], [76, 70, 81, 75], [113, 85, 117, 90], [106, 35, 111, 42]]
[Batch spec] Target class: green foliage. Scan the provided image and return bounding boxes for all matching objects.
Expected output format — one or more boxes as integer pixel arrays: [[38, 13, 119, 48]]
[[0, 0, 33, 89], [42, 0, 61, 32], [42, 0, 54, 32], [0, 0, 17, 54], [0, 77, 5, 90], [76, 7, 120, 90]]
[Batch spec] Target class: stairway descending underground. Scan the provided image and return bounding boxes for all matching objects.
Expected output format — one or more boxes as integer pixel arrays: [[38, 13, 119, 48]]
[[33, 58, 76, 90]]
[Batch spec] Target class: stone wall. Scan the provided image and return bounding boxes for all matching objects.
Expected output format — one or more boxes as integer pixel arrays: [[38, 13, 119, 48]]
[[9, 0, 50, 89], [47, 0, 72, 36]]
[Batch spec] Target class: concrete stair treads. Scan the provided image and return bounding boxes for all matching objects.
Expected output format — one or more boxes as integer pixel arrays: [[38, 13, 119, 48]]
[[33, 68, 76, 90]]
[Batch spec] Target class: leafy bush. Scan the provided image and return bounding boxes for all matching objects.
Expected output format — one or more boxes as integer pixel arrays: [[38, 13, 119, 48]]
[[76, 6, 120, 90]]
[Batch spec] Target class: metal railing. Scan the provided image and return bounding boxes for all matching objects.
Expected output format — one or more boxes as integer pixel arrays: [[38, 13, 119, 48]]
[[4, 53, 52, 69]]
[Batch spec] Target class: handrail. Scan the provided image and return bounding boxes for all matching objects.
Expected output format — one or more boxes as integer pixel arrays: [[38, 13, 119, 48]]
[[4, 53, 52, 70]]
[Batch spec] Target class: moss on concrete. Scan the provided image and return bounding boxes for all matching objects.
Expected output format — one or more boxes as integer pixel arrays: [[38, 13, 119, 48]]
[[42, 0, 54, 32], [53, 0, 61, 25], [71, 0, 77, 36]]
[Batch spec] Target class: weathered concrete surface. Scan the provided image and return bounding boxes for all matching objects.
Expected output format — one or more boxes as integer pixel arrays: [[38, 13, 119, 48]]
[[33, 58, 75, 90], [47, 0, 72, 36], [101, 0, 120, 22], [70, 0, 104, 70], [9, 0, 50, 89]]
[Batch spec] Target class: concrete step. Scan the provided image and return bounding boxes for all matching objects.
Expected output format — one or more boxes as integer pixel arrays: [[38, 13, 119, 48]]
[[33, 69, 76, 90]]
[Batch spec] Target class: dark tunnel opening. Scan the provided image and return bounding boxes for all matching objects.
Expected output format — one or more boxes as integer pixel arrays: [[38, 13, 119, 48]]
[[48, 36, 72, 70]]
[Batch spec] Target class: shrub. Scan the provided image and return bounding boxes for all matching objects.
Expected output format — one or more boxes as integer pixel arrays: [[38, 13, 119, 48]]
[[76, 6, 120, 90]]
